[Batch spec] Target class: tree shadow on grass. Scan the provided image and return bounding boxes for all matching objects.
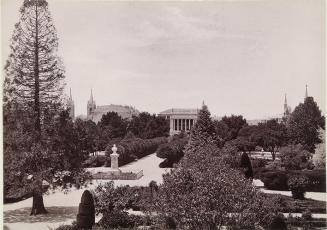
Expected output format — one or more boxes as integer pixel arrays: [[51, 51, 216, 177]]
[[4, 206, 78, 224]]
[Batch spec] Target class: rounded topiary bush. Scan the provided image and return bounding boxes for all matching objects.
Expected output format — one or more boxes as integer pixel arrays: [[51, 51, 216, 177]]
[[288, 175, 309, 200], [268, 213, 287, 230]]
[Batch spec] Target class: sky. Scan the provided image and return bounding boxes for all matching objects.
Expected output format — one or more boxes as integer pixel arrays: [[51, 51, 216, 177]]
[[1, 0, 325, 119]]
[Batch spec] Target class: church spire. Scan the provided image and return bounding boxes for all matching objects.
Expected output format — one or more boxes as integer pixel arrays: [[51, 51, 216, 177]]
[[69, 88, 72, 100], [90, 88, 94, 102], [284, 93, 287, 105], [305, 84, 308, 99]]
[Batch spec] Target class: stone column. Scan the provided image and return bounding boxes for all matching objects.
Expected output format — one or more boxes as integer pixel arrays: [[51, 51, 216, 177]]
[[170, 118, 174, 133]]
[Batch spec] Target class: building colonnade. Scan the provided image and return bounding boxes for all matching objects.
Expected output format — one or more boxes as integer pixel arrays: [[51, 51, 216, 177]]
[[170, 118, 196, 131]]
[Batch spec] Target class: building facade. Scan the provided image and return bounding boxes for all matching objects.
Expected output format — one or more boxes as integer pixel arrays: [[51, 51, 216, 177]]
[[86, 89, 139, 123], [159, 108, 199, 136]]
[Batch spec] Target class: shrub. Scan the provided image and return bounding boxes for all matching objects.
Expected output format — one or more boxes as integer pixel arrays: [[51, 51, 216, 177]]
[[268, 213, 287, 230], [82, 155, 107, 168], [240, 152, 253, 178], [157, 144, 279, 229], [302, 209, 312, 221], [251, 158, 268, 169], [288, 175, 309, 199], [157, 134, 188, 168], [259, 170, 289, 190], [280, 144, 314, 170], [256, 169, 326, 192]]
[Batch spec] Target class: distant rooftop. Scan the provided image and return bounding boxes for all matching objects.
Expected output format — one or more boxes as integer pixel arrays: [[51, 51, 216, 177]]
[[159, 108, 199, 115]]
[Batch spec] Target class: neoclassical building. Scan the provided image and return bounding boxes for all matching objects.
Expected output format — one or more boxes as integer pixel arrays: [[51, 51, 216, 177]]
[[159, 108, 199, 136]]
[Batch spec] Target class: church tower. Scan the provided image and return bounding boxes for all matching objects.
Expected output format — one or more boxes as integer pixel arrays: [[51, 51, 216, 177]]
[[67, 88, 75, 120], [87, 89, 96, 117], [283, 94, 290, 117]]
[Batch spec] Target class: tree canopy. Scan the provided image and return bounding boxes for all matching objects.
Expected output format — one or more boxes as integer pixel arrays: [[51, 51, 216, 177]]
[[288, 97, 325, 153]]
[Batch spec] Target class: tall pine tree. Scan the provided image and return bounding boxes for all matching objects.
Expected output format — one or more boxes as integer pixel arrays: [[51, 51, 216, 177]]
[[4, 0, 65, 133], [3, 0, 77, 215]]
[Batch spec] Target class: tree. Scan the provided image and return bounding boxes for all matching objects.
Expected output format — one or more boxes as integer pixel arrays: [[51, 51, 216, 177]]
[[184, 103, 222, 154], [157, 144, 279, 229], [74, 119, 99, 156], [3, 0, 87, 215], [128, 112, 169, 139], [312, 129, 325, 168], [279, 144, 313, 170], [97, 112, 128, 145], [288, 97, 325, 153], [215, 115, 248, 141], [252, 119, 287, 160], [4, 0, 65, 133], [240, 152, 253, 179]]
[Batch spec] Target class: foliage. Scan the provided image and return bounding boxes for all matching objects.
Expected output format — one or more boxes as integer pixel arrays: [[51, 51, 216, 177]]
[[240, 152, 253, 179], [4, 107, 91, 212], [251, 158, 268, 169], [255, 169, 326, 192], [4, 0, 65, 130], [157, 143, 279, 229], [265, 193, 326, 214], [157, 133, 188, 168], [74, 118, 99, 157], [128, 112, 169, 139], [279, 144, 313, 170], [105, 136, 167, 166], [288, 175, 309, 200], [254, 119, 287, 160], [97, 111, 128, 146], [214, 115, 248, 141], [288, 97, 325, 153], [268, 213, 287, 230], [184, 103, 222, 154], [82, 155, 107, 168], [312, 129, 326, 169]]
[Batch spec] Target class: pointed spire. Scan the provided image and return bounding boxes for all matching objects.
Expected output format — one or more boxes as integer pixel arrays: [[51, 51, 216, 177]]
[[284, 93, 287, 105], [305, 84, 308, 99], [69, 88, 72, 100], [202, 100, 205, 107], [90, 88, 94, 102]]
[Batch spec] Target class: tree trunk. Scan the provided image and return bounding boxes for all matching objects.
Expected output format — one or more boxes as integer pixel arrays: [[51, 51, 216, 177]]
[[30, 191, 47, 215]]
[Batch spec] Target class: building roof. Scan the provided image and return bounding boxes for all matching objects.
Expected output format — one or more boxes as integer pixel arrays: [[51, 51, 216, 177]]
[[159, 108, 199, 116], [89, 104, 139, 123]]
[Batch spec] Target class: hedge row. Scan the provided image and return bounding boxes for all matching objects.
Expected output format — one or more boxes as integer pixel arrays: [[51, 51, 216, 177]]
[[254, 168, 326, 192], [105, 137, 168, 166], [156, 136, 188, 168]]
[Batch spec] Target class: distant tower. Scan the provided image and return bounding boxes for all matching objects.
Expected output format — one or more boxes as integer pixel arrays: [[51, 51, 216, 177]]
[[283, 94, 290, 117], [87, 89, 96, 117], [305, 84, 308, 100], [67, 88, 75, 119]]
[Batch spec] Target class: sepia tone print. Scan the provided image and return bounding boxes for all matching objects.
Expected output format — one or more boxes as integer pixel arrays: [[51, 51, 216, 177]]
[[2, 0, 326, 229]]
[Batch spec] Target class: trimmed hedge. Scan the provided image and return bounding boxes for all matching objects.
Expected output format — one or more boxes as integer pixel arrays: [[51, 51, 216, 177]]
[[254, 169, 326, 192], [105, 136, 167, 166], [82, 155, 107, 168], [157, 135, 188, 168]]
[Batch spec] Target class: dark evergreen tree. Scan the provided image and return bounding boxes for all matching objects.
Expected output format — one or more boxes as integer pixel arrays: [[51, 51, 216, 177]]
[[184, 103, 222, 154], [240, 152, 253, 179], [288, 97, 325, 152]]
